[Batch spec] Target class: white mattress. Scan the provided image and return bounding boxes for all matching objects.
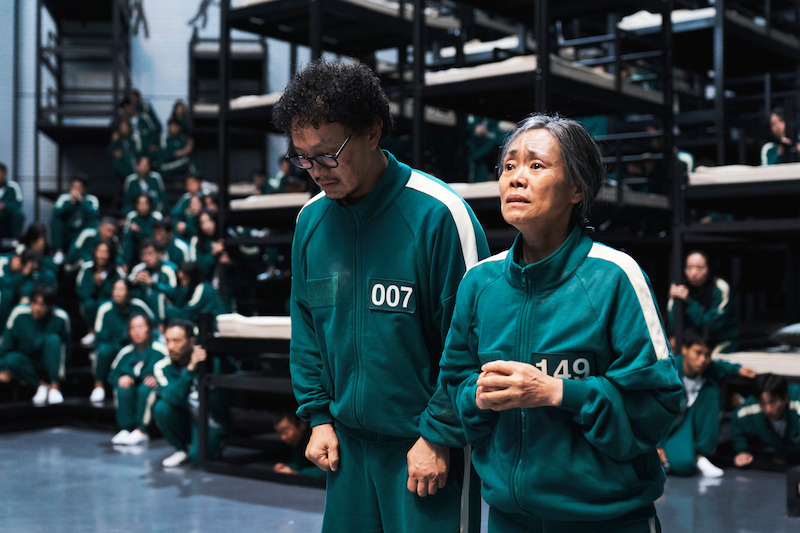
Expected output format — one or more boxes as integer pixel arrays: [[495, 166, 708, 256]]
[[619, 8, 800, 49], [230, 92, 283, 110], [425, 54, 663, 105], [714, 351, 800, 377], [689, 162, 800, 186], [231, 0, 460, 31], [230, 192, 311, 211], [216, 313, 291, 339]]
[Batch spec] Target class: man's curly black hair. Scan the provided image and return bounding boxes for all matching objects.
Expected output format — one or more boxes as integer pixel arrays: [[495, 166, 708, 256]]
[[272, 58, 393, 140]]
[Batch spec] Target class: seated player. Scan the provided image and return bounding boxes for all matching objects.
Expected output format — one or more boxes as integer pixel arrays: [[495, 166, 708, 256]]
[[657, 327, 756, 477], [108, 313, 169, 446]]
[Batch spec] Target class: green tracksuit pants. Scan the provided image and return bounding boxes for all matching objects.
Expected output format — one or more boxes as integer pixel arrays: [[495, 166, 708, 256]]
[[152, 399, 225, 464], [93, 343, 121, 384], [0, 334, 63, 386], [488, 503, 661, 533], [114, 382, 157, 432], [662, 384, 721, 476], [321, 428, 467, 533]]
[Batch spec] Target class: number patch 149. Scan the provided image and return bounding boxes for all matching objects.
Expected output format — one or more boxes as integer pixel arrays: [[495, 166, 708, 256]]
[[368, 279, 416, 314], [531, 353, 595, 380]]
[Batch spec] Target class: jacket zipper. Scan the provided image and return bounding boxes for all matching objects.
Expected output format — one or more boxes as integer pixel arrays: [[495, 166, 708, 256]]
[[511, 271, 531, 511], [351, 210, 365, 427]]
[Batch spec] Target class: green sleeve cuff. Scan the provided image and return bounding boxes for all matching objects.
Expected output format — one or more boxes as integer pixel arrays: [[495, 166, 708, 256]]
[[560, 378, 590, 415]]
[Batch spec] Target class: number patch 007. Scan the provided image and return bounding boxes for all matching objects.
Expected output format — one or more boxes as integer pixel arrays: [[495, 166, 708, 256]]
[[368, 279, 416, 314], [530, 353, 595, 381]]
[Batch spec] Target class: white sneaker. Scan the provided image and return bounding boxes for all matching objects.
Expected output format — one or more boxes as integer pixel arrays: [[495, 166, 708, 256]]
[[32, 385, 49, 406], [89, 386, 105, 403], [111, 429, 131, 445], [80, 332, 96, 348], [696, 456, 724, 478], [53, 250, 64, 265], [162, 450, 189, 468], [47, 388, 64, 404], [124, 429, 150, 445]]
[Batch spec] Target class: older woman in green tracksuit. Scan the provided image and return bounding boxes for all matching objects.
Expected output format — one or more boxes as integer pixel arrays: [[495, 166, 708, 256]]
[[439, 114, 683, 533], [90, 278, 155, 403], [108, 313, 169, 446]]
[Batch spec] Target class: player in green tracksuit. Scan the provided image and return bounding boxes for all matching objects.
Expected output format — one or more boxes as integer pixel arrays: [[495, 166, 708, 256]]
[[64, 217, 122, 274], [657, 327, 755, 477], [122, 157, 168, 214], [164, 262, 227, 327], [122, 195, 163, 267], [732, 374, 800, 467], [0, 163, 25, 240], [75, 240, 127, 334], [0, 286, 71, 405], [50, 177, 100, 260], [276, 59, 490, 533], [90, 279, 155, 403], [438, 114, 683, 532], [108, 313, 169, 445], [158, 118, 197, 181], [153, 320, 229, 467], [128, 239, 179, 324], [668, 250, 739, 353]]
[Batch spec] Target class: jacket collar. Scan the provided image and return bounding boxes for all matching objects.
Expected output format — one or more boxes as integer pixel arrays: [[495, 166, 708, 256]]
[[332, 150, 409, 220], [504, 225, 592, 291]]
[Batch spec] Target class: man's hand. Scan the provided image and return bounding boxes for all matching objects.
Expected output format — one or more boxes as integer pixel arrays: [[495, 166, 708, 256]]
[[143, 376, 157, 389], [734, 452, 753, 468], [187, 345, 207, 372], [738, 366, 757, 379], [406, 437, 449, 497], [118, 375, 135, 389], [476, 360, 562, 411], [273, 462, 298, 475], [305, 423, 339, 472], [133, 270, 152, 285]]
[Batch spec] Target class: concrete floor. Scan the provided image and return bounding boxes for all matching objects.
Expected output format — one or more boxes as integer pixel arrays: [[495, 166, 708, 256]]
[[1, 427, 798, 532]]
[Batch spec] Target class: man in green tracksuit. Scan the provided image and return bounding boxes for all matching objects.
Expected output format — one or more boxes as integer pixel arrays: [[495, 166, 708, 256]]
[[272, 412, 326, 478], [0, 286, 71, 405], [732, 373, 800, 467], [108, 313, 169, 446], [274, 59, 490, 533], [153, 319, 229, 468], [657, 327, 756, 477]]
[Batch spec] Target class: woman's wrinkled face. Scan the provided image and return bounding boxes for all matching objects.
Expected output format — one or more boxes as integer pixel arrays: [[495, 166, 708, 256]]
[[498, 129, 581, 234]]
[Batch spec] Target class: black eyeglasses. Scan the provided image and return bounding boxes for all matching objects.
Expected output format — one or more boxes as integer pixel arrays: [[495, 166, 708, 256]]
[[286, 134, 352, 170]]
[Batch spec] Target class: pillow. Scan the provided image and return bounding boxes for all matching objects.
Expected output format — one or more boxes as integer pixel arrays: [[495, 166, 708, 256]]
[[771, 323, 800, 347]]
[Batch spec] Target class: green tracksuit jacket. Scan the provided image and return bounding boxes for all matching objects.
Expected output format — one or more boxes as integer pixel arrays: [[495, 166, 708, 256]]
[[122, 172, 167, 214], [0, 303, 71, 383], [122, 211, 163, 266], [165, 281, 227, 326], [108, 341, 169, 385], [667, 276, 739, 353], [439, 226, 683, 521], [290, 150, 490, 445], [658, 355, 741, 474], [50, 193, 100, 252], [731, 383, 800, 457], [129, 260, 178, 323]]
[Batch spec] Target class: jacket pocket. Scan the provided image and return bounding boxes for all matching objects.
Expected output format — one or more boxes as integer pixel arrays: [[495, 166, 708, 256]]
[[307, 276, 337, 308]]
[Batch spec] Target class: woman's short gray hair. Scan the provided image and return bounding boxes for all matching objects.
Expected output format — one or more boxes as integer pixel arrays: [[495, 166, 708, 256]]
[[497, 113, 605, 224]]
